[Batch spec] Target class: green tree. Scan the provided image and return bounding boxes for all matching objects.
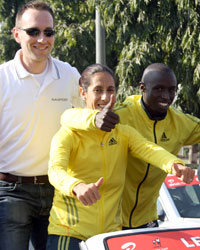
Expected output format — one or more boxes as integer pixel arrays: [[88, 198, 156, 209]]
[[0, 0, 25, 62], [92, 0, 200, 117], [46, 0, 96, 72], [0, 0, 200, 117]]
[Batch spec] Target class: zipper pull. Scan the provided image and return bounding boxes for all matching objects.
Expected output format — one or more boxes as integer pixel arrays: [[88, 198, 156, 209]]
[[100, 142, 104, 147]]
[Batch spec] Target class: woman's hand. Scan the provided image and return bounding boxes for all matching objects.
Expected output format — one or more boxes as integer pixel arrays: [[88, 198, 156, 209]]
[[73, 177, 104, 206], [95, 95, 119, 132]]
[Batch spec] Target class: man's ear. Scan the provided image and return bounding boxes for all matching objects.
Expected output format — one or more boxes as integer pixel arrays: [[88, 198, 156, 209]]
[[80, 87, 86, 101], [139, 82, 146, 93], [12, 27, 21, 44]]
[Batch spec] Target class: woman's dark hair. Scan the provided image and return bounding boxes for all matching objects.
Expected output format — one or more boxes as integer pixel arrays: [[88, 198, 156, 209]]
[[79, 64, 117, 91]]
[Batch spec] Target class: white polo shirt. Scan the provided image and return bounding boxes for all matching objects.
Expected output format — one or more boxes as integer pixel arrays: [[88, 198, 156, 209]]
[[0, 50, 83, 176]]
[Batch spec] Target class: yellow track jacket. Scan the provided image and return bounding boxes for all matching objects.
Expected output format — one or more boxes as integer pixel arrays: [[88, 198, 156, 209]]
[[48, 107, 185, 241], [116, 95, 200, 228]]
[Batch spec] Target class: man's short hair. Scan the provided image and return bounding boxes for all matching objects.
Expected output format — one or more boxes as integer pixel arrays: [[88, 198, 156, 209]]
[[141, 63, 176, 84], [15, 1, 55, 27]]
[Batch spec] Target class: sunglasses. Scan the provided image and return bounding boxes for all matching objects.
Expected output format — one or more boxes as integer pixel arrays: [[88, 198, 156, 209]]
[[19, 27, 56, 37]]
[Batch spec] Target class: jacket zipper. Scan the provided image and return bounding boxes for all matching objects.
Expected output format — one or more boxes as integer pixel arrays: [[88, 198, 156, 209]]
[[99, 138, 106, 233], [129, 120, 158, 228]]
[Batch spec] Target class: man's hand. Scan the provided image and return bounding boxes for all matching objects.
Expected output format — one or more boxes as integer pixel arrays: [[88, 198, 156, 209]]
[[172, 163, 195, 184], [95, 95, 119, 132], [73, 177, 104, 206]]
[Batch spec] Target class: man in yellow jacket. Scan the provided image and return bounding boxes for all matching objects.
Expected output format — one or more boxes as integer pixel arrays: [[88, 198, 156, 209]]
[[118, 64, 200, 229], [98, 63, 200, 229], [60, 63, 200, 230]]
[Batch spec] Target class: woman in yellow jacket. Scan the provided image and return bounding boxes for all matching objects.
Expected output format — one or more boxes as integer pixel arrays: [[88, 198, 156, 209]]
[[46, 64, 194, 250]]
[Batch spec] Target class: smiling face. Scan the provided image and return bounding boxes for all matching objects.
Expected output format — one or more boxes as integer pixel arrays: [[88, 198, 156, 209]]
[[80, 71, 116, 110], [140, 70, 177, 117], [13, 8, 55, 73]]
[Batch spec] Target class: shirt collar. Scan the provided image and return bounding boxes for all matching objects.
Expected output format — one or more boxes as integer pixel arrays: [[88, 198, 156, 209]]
[[14, 49, 60, 80]]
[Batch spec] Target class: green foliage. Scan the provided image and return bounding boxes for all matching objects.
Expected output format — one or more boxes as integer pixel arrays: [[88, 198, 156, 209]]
[[0, 0, 25, 63], [0, 0, 199, 117], [46, 0, 95, 72], [94, 0, 200, 116]]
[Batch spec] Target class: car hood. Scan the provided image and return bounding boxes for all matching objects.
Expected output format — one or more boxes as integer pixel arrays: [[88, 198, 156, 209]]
[[159, 217, 200, 228]]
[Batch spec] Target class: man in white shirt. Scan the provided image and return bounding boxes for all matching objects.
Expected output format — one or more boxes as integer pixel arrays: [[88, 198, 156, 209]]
[[0, 1, 83, 250]]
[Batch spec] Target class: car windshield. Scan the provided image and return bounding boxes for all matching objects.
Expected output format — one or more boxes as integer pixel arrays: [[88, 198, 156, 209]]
[[165, 175, 200, 218]]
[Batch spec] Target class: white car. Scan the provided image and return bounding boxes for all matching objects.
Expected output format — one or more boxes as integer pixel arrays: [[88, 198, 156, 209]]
[[79, 226, 200, 250], [157, 173, 200, 227], [79, 173, 200, 250]]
